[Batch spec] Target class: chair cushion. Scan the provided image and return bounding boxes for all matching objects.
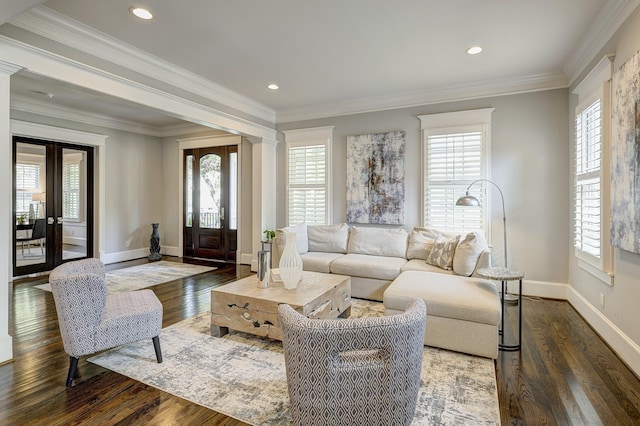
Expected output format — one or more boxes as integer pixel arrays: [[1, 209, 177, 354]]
[[330, 253, 407, 280], [300, 252, 344, 273], [95, 289, 163, 352]]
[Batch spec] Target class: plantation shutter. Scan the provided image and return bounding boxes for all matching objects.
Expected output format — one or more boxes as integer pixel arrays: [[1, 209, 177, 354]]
[[574, 99, 601, 258], [287, 143, 327, 225], [15, 163, 40, 214], [424, 129, 485, 232], [63, 162, 81, 220]]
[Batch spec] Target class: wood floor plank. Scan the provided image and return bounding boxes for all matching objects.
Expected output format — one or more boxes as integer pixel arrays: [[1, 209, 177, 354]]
[[3, 258, 640, 425]]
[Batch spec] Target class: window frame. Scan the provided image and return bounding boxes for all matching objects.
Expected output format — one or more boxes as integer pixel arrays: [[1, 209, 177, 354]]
[[572, 55, 614, 285], [282, 126, 333, 226], [419, 109, 494, 239]]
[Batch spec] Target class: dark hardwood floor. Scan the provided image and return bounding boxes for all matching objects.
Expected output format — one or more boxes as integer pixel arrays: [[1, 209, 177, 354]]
[[2, 258, 640, 425]]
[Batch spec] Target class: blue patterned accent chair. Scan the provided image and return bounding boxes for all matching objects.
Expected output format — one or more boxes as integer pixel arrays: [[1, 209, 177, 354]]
[[49, 258, 163, 387], [278, 297, 426, 426]]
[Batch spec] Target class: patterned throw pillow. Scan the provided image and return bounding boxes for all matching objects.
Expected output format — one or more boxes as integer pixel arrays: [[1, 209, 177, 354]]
[[426, 234, 460, 270]]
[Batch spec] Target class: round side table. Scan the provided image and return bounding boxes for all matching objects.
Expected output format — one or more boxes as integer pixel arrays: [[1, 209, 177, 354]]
[[477, 266, 524, 352]]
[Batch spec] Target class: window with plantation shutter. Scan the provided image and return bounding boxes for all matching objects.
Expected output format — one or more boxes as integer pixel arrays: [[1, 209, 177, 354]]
[[574, 99, 601, 258], [283, 127, 333, 226], [15, 163, 41, 215], [419, 109, 493, 236], [572, 55, 613, 284], [63, 162, 80, 221]]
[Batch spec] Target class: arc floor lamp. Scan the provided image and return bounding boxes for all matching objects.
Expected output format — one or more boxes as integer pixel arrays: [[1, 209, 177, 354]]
[[456, 179, 518, 303]]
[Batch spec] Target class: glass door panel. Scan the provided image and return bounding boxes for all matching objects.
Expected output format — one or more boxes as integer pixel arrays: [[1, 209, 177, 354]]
[[199, 153, 221, 230], [62, 148, 88, 261], [15, 142, 48, 269]]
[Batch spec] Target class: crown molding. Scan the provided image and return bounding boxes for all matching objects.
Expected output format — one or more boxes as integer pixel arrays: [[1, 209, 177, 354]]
[[1, 35, 277, 140], [9, 5, 276, 124], [276, 72, 568, 123], [10, 95, 210, 137], [565, 0, 640, 85]]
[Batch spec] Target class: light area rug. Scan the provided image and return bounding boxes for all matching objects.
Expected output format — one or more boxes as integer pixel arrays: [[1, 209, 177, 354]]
[[35, 261, 216, 294], [89, 299, 501, 425]]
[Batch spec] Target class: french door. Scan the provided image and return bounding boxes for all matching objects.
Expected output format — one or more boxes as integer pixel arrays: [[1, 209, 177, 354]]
[[13, 136, 94, 277], [183, 146, 237, 262]]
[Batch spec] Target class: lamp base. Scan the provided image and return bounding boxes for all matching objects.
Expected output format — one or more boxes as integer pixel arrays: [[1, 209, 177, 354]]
[[503, 292, 519, 305]]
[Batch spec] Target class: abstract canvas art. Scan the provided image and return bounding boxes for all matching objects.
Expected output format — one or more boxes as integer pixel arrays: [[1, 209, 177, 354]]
[[346, 131, 405, 224], [611, 48, 640, 254]]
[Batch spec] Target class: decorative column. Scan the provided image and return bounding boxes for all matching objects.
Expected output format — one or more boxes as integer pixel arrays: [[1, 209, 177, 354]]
[[248, 136, 277, 271], [0, 61, 21, 364]]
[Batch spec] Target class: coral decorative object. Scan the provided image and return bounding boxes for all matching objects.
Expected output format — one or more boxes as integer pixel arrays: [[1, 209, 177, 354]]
[[279, 232, 303, 290]]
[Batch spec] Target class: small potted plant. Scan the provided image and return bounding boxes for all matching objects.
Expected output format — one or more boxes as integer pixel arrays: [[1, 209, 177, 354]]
[[263, 229, 276, 242], [17, 213, 27, 225]]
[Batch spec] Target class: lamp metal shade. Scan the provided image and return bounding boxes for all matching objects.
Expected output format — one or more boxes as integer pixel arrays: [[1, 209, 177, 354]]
[[456, 194, 481, 207]]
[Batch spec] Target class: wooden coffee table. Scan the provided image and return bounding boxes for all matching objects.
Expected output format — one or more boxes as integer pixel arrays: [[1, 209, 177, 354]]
[[211, 270, 351, 340]]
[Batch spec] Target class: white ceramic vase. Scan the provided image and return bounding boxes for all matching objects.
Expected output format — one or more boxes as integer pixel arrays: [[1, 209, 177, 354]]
[[279, 232, 303, 290]]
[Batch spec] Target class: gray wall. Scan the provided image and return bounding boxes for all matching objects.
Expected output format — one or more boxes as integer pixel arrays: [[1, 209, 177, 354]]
[[276, 89, 570, 285], [569, 6, 640, 348]]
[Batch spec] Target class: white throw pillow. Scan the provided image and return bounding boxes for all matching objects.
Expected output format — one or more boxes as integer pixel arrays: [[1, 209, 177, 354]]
[[426, 234, 460, 270], [277, 223, 308, 254], [453, 231, 488, 276], [347, 226, 408, 258], [307, 223, 349, 253], [406, 227, 439, 260]]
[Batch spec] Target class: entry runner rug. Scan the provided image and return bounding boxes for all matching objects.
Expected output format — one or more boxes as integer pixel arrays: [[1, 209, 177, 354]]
[[36, 261, 216, 294], [89, 299, 500, 425]]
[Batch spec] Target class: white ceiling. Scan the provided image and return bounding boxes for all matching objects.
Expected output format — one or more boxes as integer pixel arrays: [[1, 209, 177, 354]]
[[5, 0, 638, 128]]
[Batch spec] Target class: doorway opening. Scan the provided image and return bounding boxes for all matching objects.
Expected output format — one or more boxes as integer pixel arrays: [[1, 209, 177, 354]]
[[13, 136, 94, 277]]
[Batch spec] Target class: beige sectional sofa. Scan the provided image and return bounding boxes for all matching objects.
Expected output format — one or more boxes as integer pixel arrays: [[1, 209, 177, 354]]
[[273, 223, 502, 358], [273, 223, 491, 301]]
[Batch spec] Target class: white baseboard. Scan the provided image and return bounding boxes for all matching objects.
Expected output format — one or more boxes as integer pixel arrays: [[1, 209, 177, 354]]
[[0, 334, 13, 363], [163, 245, 181, 257], [517, 279, 569, 300], [100, 245, 181, 264], [568, 287, 640, 377], [240, 253, 256, 270], [101, 248, 148, 264]]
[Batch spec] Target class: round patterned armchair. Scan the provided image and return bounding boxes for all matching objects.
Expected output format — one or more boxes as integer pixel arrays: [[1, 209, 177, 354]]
[[278, 297, 426, 426]]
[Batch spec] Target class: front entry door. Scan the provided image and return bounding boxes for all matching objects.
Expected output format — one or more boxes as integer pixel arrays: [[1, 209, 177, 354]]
[[183, 146, 237, 262]]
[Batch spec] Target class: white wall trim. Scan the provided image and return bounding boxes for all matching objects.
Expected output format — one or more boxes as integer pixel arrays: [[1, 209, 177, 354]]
[[11, 119, 107, 267], [10, 5, 276, 124], [101, 248, 148, 265], [568, 286, 640, 377], [11, 95, 208, 137], [240, 253, 253, 266], [565, 0, 640, 85], [0, 35, 277, 141], [519, 279, 569, 300], [277, 73, 566, 123]]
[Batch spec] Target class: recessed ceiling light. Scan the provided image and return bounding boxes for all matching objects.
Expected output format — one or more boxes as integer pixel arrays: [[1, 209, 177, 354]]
[[130, 7, 153, 20], [267, 83, 279, 90], [466, 46, 483, 55]]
